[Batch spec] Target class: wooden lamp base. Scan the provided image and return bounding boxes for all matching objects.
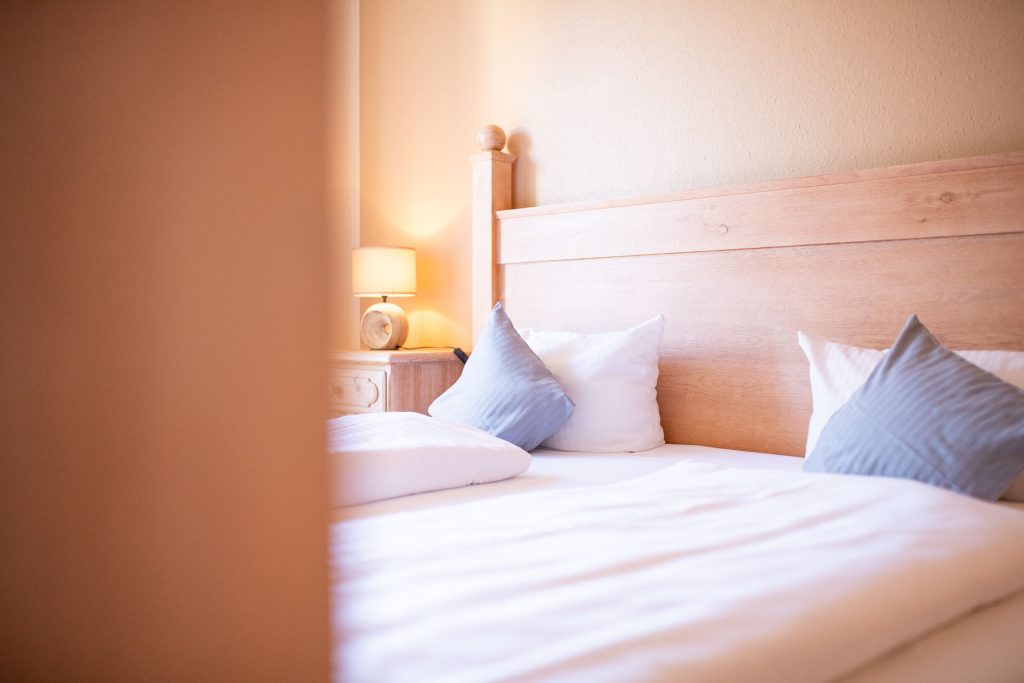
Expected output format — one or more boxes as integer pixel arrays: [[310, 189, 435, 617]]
[[360, 301, 409, 350]]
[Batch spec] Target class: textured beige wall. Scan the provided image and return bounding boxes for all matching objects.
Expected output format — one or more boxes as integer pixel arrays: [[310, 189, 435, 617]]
[[360, 0, 1024, 349], [1, 3, 329, 678]]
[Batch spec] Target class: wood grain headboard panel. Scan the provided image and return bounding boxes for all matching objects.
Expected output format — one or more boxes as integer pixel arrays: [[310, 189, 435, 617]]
[[471, 137, 1024, 456]]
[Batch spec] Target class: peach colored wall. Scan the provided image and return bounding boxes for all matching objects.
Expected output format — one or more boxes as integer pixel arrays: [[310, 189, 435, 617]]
[[359, 0, 1024, 350], [359, 0, 481, 350], [1, 3, 329, 679], [330, 0, 361, 350]]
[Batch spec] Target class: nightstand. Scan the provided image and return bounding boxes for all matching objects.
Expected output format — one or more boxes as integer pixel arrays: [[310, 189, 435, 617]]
[[328, 349, 464, 417]]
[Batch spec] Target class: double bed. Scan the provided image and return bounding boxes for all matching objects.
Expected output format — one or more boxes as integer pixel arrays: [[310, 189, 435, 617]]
[[331, 132, 1024, 682]]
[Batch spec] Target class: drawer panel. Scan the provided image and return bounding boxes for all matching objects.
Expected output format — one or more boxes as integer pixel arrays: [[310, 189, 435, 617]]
[[329, 367, 387, 415]]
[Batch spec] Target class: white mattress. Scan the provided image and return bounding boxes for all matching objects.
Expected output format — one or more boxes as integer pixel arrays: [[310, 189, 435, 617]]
[[332, 444, 1024, 682]]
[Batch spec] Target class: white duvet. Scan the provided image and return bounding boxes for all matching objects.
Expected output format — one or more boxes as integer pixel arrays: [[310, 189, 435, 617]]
[[332, 462, 1024, 683]]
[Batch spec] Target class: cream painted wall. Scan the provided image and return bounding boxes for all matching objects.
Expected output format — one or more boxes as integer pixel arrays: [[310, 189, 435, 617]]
[[330, 0, 361, 350], [360, 0, 482, 349], [360, 0, 1024, 349]]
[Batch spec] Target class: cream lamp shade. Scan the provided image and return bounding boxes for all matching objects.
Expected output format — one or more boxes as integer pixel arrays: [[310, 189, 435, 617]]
[[352, 246, 416, 298], [352, 246, 416, 350]]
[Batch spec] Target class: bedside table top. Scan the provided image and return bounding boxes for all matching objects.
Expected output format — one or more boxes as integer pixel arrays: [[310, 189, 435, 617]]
[[330, 348, 462, 364]]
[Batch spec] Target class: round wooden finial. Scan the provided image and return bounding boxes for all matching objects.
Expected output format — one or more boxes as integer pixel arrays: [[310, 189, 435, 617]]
[[477, 125, 506, 152]]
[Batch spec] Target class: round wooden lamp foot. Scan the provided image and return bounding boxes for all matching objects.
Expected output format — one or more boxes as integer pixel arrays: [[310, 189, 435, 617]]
[[360, 302, 409, 350]]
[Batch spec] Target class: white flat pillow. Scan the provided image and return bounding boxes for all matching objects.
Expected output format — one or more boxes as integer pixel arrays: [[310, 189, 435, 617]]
[[328, 412, 531, 507], [519, 316, 665, 453], [798, 331, 1024, 501]]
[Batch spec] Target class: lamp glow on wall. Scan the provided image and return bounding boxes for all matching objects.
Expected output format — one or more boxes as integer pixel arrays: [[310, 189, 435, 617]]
[[352, 246, 417, 350]]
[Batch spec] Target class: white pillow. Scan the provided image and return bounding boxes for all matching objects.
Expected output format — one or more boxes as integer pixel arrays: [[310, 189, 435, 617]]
[[328, 412, 531, 507], [519, 316, 665, 453], [798, 331, 1024, 501]]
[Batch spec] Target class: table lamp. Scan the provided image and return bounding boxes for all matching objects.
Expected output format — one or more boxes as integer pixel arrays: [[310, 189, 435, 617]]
[[352, 246, 416, 350]]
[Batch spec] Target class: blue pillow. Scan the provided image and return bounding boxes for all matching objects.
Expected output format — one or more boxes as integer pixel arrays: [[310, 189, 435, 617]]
[[429, 303, 574, 451], [804, 315, 1024, 500]]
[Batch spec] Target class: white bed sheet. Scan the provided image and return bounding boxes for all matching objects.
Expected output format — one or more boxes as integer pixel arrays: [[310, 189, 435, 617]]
[[332, 444, 1024, 682], [334, 443, 1024, 521]]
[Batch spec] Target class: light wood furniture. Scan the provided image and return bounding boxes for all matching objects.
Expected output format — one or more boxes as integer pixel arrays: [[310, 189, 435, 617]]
[[471, 126, 1024, 456], [471, 134, 515, 342], [329, 349, 463, 417]]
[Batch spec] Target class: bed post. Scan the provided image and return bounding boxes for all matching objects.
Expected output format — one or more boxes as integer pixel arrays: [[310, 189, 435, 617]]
[[471, 125, 515, 346]]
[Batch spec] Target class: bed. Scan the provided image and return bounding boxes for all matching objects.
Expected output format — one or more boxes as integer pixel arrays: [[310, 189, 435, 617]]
[[331, 132, 1024, 682]]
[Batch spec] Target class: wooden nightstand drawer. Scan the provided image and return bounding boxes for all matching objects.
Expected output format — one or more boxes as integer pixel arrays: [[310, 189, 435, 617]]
[[329, 367, 387, 415], [329, 349, 463, 417]]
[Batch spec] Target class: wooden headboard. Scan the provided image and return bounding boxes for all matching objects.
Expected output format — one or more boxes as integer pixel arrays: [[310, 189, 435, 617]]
[[471, 127, 1024, 456]]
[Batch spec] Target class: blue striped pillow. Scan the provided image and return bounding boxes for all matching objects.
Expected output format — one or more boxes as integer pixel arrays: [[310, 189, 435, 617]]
[[804, 315, 1024, 500], [429, 303, 574, 451]]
